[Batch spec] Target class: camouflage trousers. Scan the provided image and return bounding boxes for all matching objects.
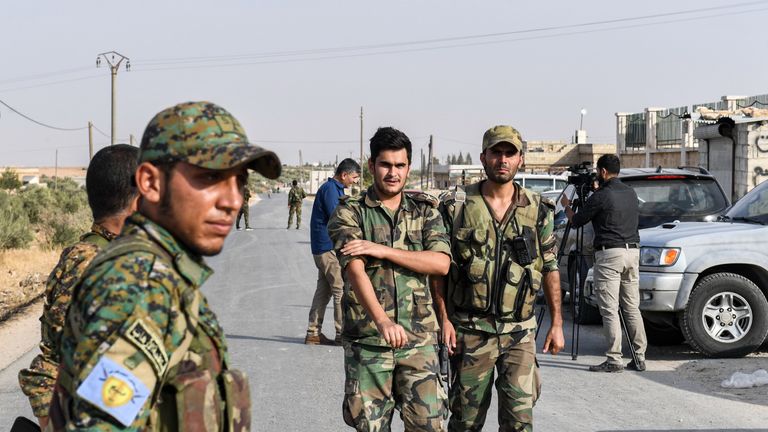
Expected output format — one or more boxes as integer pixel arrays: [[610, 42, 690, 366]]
[[287, 203, 302, 228], [448, 328, 540, 432], [343, 343, 447, 431], [236, 204, 250, 229]]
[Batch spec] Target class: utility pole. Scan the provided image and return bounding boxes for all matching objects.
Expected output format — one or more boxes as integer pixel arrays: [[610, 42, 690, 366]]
[[427, 135, 434, 189], [129, 134, 135, 146], [359, 106, 364, 188], [54, 149, 58, 191], [299, 150, 303, 184], [88, 122, 94, 160], [96, 51, 130, 145], [420, 148, 424, 190]]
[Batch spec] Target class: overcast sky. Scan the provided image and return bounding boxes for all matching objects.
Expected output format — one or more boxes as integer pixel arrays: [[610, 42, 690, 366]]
[[1, 1, 767, 168]]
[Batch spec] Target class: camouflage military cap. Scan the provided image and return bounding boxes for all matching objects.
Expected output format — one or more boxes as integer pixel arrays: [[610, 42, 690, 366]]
[[482, 125, 524, 153], [139, 101, 281, 179]]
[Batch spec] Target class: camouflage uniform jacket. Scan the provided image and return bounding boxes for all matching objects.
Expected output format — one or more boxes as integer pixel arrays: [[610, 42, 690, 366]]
[[53, 212, 232, 430], [288, 186, 306, 204], [328, 187, 452, 348], [242, 185, 251, 202], [439, 182, 558, 335], [18, 224, 117, 417]]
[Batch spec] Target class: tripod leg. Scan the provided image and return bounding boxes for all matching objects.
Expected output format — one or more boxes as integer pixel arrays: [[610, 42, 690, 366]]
[[619, 307, 640, 367]]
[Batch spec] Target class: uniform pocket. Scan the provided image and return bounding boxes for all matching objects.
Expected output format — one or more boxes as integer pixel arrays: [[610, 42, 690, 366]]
[[342, 378, 361, 427], [221, 370, 251, 432], [406, 229, 424, 251]]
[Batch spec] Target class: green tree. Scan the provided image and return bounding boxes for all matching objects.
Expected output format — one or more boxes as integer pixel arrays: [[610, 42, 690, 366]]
[[457, 153, 465, 164], [0, 169, 22, 190], [465, 152, 473, 165], [0, 191, 33, 250]]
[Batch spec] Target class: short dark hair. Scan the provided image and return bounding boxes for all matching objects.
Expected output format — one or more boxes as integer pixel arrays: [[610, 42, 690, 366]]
[[292, 179, 298, 186], [370, 127, 412, 164], [335, 158, 361, 176], [597, 154, 621, 175], [87, 144, 140, 221]]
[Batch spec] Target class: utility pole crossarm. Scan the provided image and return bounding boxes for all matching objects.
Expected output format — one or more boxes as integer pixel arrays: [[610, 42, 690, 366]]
[[96, 51, 130, 146]]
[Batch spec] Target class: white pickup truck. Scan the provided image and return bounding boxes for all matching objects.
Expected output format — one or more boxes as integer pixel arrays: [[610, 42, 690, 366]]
[[585, 179, 768, 357]]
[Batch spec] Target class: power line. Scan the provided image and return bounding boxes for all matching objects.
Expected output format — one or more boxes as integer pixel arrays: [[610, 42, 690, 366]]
[[127, 5, 768, 73], [0, 2, 764, 88], [91, 123, 110, 138], [134, 1, 766, 68], [0, 98, 88, 131]]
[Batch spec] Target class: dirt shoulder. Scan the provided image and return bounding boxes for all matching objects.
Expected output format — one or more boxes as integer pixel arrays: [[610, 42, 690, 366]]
[[0, 248, 59, 322]]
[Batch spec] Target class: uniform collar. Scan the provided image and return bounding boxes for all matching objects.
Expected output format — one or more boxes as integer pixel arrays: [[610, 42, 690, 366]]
[[127, 212, 213, 287], [90, 223, 118, 241], [474, 181, 531, 208], [363, 186, 414, 212]]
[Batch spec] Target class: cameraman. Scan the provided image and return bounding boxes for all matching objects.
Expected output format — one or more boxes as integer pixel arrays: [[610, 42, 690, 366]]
[[561, 154, 647, 373]]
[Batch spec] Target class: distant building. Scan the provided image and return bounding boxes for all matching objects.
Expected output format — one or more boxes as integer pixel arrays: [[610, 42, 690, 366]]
[[616, 93, 768, 201], [308, 169, 334, 194]]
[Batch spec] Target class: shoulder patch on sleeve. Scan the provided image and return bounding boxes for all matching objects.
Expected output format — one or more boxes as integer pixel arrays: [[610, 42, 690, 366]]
[[409, 192, 439, 207], [76, 356, 150, 427], [124, 318, 168, 375]]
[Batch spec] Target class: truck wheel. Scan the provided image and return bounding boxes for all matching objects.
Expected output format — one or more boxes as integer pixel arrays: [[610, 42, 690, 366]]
[[681, 272, 768, 358]]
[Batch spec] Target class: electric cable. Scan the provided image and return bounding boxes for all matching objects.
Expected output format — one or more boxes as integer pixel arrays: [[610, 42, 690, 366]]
[[0, 98, 87, 131]]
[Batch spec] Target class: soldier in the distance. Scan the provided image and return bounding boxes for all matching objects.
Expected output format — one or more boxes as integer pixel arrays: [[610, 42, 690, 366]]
[[49, 101, 281, 431], [236, 183, 252, 230], [18, 144, 140, 430], [287, 179, 306, 229]]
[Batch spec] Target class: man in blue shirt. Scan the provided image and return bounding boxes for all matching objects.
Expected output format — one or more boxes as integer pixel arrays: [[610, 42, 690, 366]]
[[305, 158, 362, 345]]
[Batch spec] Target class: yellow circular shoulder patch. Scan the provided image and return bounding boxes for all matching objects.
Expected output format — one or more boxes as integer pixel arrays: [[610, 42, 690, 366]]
[[102, 376, 134, 407]]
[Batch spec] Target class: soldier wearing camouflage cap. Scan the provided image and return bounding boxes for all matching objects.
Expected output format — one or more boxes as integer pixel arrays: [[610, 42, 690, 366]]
[[431, 125, 565, 431], [50, 101, 280, 431], [18, 144, 140, 430], [328, 127, 451, 431]]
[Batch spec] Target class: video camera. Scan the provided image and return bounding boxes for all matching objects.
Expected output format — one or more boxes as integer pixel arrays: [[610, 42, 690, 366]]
[[567, 161, 597, 188]]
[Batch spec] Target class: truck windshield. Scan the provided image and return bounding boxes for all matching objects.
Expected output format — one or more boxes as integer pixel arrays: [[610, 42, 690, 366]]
[[624, 178, 729, 229], [725, 180, 768, 224]]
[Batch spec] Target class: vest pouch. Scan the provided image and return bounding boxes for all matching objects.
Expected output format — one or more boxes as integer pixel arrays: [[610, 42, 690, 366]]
[[452, 228, 492, 313], [516, 268, 543, 322], [162, 369, 223, 432], [498, 262, 542, 322], [220, 369, 252, 432]]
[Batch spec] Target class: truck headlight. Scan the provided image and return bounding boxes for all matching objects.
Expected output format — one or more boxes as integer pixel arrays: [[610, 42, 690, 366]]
[[640, 247, 681, 266]]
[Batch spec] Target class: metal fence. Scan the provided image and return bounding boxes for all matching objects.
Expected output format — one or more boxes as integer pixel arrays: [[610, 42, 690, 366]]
[[656, 106, 687, 149], [737, 93, 768, 108], [625, 113, 646, 151]]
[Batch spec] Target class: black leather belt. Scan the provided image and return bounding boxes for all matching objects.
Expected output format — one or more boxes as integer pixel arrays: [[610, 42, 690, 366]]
[[599, 243, 639, 250]]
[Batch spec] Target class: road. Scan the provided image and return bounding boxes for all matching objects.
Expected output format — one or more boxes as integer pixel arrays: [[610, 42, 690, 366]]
[[1, 194, 767, 431]]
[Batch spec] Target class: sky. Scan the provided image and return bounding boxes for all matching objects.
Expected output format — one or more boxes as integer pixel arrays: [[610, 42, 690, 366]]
[[1, 0, 767, 168]]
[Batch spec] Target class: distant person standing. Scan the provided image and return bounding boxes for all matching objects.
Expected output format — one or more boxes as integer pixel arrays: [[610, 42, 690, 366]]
[[305, 158, 361, 345], [288, 179, 307, 229], [18, 144, 140, 430], [237, 184, 252, 230]]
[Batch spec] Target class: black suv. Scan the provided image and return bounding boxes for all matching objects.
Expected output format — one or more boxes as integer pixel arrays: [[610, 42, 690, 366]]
[[556, 166, 731, 325]]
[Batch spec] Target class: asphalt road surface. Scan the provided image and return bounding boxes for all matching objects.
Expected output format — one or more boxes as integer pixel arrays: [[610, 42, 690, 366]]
[[1, 195, 766, 431]]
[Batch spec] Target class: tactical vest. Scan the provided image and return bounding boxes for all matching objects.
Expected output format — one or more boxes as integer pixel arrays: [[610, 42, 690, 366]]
[[49, 236, 251, 432], [448, 183, 544, 322]]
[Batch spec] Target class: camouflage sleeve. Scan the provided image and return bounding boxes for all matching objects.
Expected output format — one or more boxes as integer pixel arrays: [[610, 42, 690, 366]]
[[537, 200, 559, 273], [58, 253, 174, 430], [18, 242, 100, 417], [327, 201, 363, 270], [421, 204, 451, 257]]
